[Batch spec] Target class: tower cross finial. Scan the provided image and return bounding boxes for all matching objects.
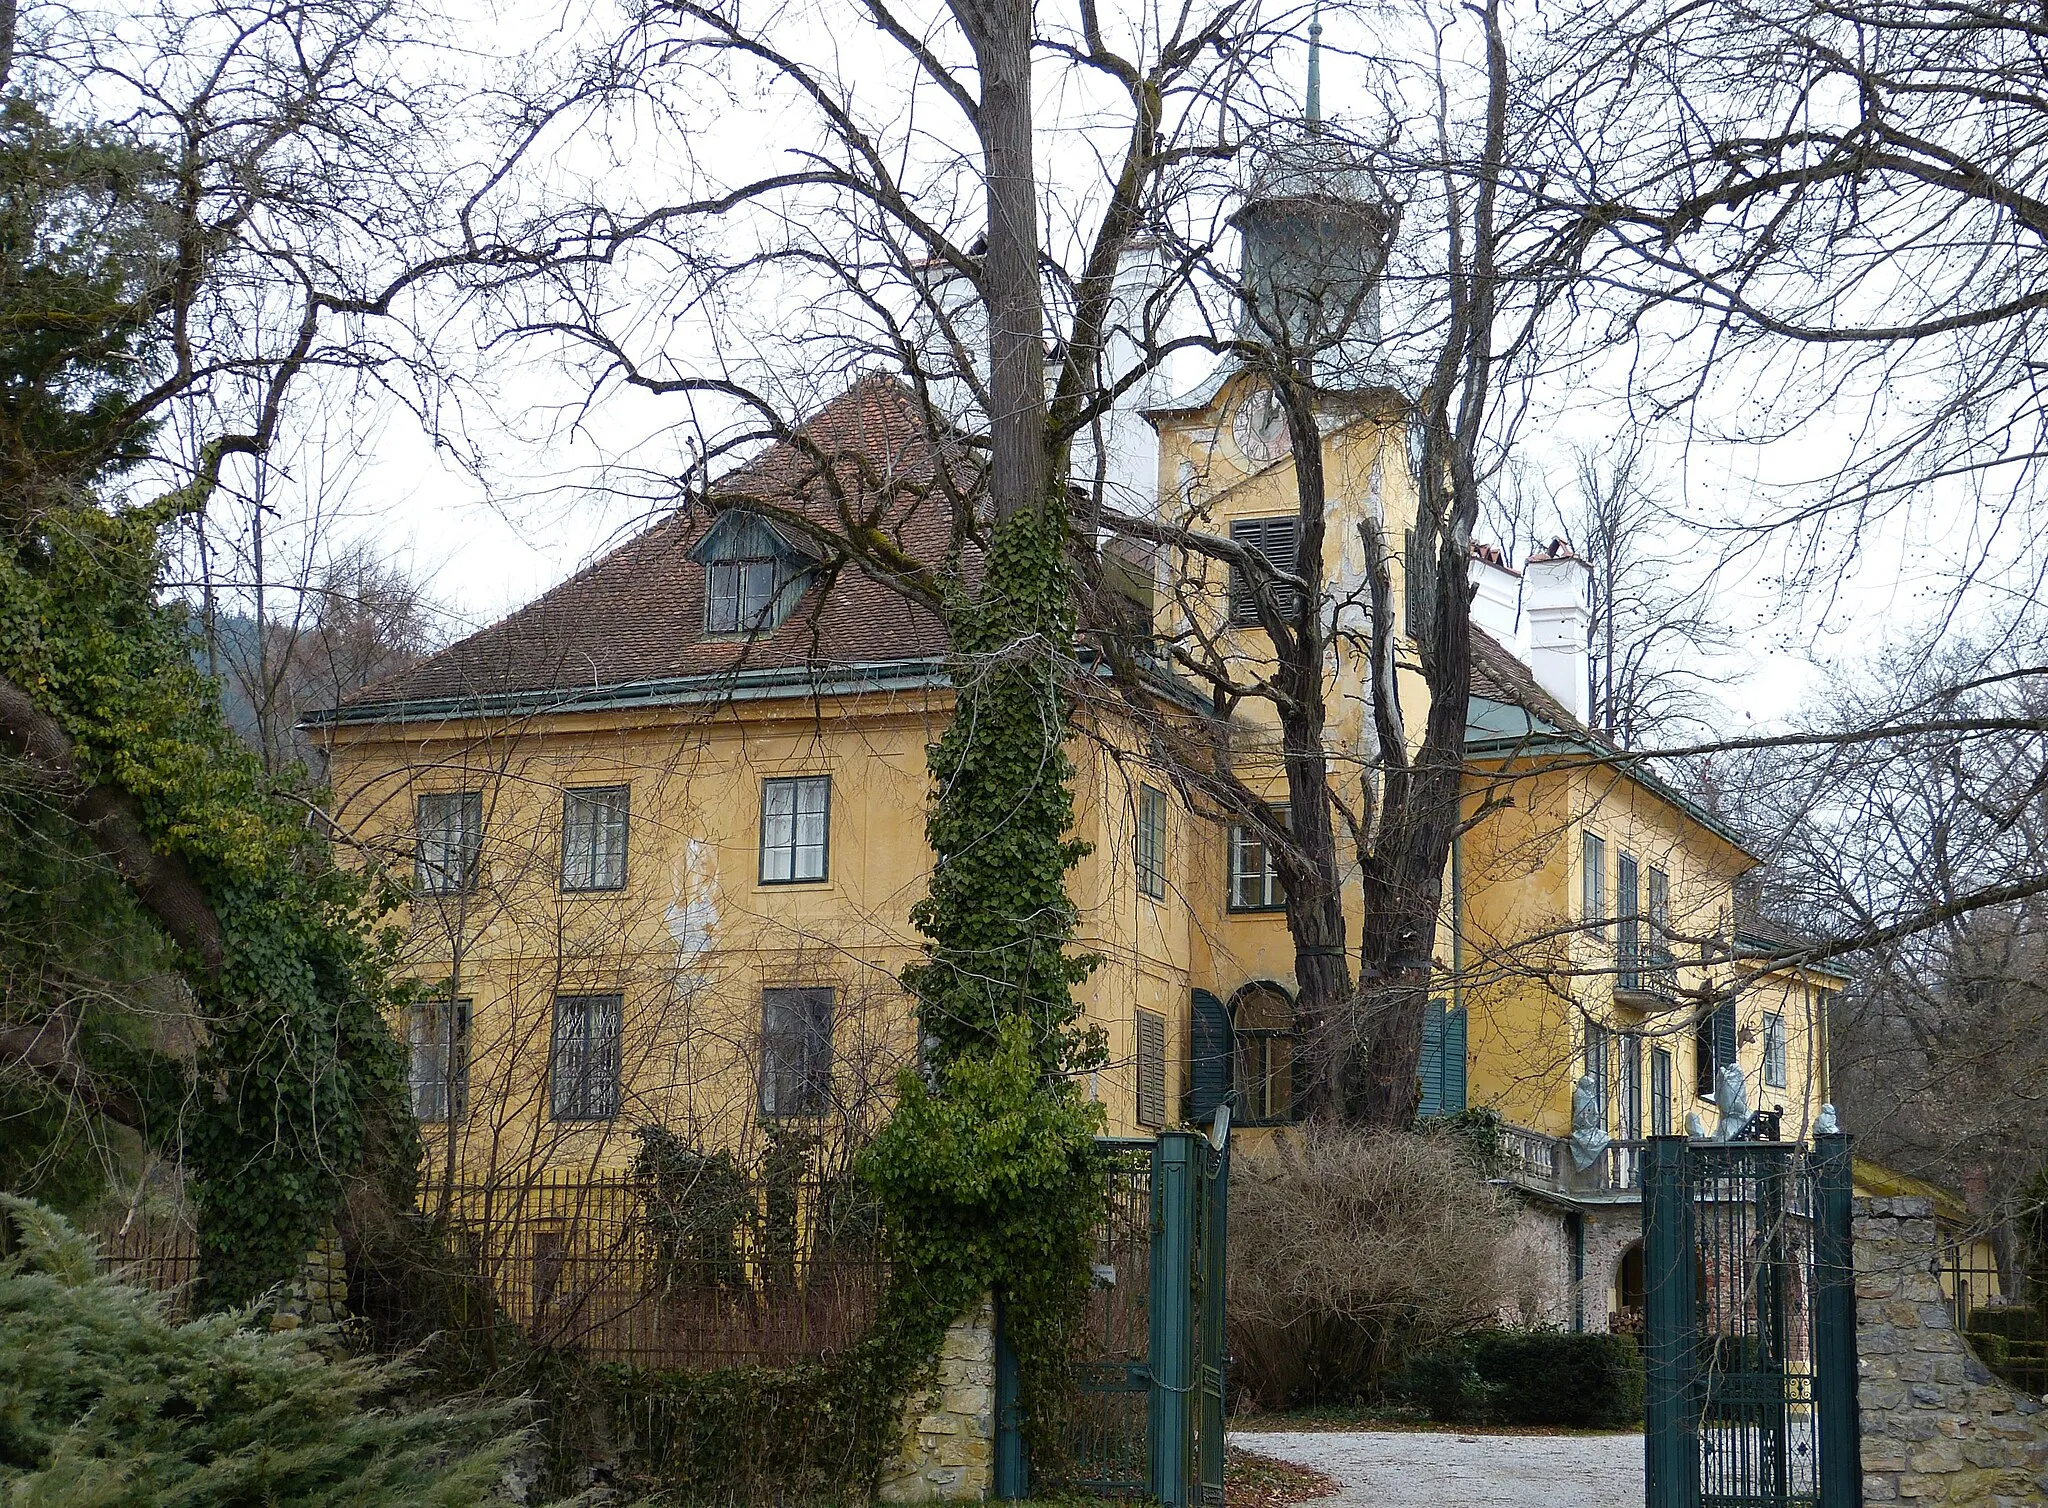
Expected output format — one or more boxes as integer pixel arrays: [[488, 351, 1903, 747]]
[[1306, 0, 1324, 132]]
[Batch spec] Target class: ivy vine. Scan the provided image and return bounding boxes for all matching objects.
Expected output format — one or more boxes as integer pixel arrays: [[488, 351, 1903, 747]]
[[0, 501, 419, 1305], [864, 493, 1108, 1466]]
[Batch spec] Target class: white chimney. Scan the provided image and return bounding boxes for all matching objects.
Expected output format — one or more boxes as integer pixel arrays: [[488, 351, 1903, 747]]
[[1468, 544, 1521, 651], [1523, 541, 1592, 725]]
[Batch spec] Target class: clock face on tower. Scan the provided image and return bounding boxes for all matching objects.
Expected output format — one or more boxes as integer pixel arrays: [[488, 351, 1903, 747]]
[[1231, 389, 1290, 467]]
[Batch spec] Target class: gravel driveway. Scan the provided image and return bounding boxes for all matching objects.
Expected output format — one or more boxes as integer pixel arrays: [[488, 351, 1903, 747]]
[[1231, 1428, 1644, 1508]]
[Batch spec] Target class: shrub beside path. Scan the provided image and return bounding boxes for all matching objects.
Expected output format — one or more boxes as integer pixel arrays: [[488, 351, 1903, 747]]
[[1230, 1428, 1643, 1508]]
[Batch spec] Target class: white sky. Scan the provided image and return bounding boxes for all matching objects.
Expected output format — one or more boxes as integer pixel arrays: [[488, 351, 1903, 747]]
[[186, 0, 2035, 734]]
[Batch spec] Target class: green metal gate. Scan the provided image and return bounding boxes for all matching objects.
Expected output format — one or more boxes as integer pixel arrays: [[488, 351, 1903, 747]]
[[996, 1111, 1231, 1506], [1643, 1131, 1859, 1508]]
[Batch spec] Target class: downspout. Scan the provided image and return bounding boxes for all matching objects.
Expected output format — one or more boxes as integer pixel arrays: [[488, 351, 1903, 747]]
[[1451, 828, 1464, 1015]]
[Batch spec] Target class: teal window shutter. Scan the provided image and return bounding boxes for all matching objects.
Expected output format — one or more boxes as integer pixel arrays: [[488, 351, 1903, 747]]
[[1445, 1003, 1468, 1113], [1188, 990, 1234, 1121], [1419, 999, 1448, 1117], [1715, 1001, 1738, 1082]]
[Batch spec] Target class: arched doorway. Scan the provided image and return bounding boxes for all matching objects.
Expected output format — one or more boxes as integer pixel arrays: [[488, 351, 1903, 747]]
[[1615, 1239, 1645, 1334]]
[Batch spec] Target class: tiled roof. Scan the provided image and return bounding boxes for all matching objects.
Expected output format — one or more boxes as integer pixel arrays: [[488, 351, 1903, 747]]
[[1468, 627, 1594, 744], [337, 376, 975, 713]]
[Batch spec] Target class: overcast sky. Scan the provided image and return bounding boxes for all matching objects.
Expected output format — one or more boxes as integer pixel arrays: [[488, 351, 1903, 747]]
[[167, 0, 2035, 737]]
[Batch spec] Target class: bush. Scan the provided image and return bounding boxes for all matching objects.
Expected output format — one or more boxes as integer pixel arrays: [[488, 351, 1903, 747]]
[[1967, 1305, 2046, 1344], [1226, 1125, 1518, 1408], [0, 1196, 533, 1506], [1393, 1328, 1644, 1428]]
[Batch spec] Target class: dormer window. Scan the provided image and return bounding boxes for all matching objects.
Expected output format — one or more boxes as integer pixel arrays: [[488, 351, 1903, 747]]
[[707, 557, 783, 633], [690, 508, 819, 637]]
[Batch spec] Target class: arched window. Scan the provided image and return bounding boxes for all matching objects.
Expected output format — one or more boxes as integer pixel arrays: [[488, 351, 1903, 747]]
[[1231, 983, 1296, 1124]]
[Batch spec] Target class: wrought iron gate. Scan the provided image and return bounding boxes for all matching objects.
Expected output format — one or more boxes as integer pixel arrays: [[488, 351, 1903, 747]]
[[1643, 1131, 1859, 1508], [996, 1112, 1231, 1507]]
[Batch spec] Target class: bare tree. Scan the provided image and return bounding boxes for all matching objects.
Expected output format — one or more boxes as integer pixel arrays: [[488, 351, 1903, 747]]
[[1550, 437, 1731, 745]]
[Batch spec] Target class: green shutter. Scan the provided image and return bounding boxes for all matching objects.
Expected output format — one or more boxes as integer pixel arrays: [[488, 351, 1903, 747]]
[[1715, 1001, 1738, 1081], [1419, 998, 1447, 1117], [1188, 990, 1234, 1121], [1445, 1003, 1468, 1113]]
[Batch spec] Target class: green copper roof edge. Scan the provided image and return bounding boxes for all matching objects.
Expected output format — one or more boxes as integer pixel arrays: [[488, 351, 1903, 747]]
[[309, 650, 1212, 730], [1463, 729, 1759, 863], [307, 659, 954, 728]]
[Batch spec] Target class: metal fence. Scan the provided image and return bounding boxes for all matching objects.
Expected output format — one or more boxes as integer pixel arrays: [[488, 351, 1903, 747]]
[[1942, 1238, 2045, 1394], [94, 1210, 200, 1315], [395, 1170, 889, 1369]]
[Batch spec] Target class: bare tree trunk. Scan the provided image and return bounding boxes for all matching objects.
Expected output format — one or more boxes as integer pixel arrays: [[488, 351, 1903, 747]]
[[951, 0, 1046, 522]]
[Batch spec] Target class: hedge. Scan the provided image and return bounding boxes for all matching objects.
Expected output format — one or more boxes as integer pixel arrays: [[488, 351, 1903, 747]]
[[1395, 1329, 1644, 1428]]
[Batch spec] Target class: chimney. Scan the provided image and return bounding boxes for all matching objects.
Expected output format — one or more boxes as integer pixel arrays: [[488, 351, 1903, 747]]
[[1468, 543, 1521, 650], [1523, 540, 1592, 725]]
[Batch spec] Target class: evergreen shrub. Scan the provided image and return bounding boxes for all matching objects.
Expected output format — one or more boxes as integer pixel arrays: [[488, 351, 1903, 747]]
[[0, 1197, 530, 1506], [1395, 1329, 1644, 1427]]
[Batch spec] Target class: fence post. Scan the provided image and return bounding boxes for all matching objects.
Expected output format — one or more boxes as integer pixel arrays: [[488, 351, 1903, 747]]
[[1149, 1132, 1196, 1508], [1644, 1135, 1699, 1508], [993, 1298, 1028, 1500], [1812, 1132, 1861, 1508]]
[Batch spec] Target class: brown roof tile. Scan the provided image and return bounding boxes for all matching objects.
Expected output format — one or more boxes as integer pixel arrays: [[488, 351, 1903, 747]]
[[340, 376, 977, 711]]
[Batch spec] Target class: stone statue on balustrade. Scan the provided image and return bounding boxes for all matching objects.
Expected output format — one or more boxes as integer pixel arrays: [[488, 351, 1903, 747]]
[[1567, 1072, 1611, 1174], [1713, 1063, 1755, 1142]]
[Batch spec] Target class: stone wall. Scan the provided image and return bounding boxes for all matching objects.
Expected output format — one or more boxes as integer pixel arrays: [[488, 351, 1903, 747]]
[[268, 1226, 349, 1331], [1855, 1196, 2048, 1506], [879, 1298, 996, 1504]]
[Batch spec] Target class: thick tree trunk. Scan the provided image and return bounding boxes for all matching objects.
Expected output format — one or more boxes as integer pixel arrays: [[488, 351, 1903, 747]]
[[951, 0, 1046, 523], [0, 676, 225, 974], [1351, 539, 1473, 1127]]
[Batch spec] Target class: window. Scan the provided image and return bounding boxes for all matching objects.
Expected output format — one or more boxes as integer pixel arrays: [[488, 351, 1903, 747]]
[[416, 791, 482, 894], [1616, 852, 1640, 988], [1228, 515, 1302, 626], [1651, 1047, 1673, 1136], [1418, 998, 1468, 1117], [407, 998, 470, 1123], [706, 558, 784, 633], [1584, 1019, 1611, 1132], [1646, 866, 1673, 982], [760, 987, 834, 1117], [760, 776, 830, 883], [1581, 832, 1606, 938], [1695, 999, 1738, 1098], [1232, 986, 1295, 1124], [1763, 1012, 1787, 1088], [1135, 1008, 1168, 1128], [1136, 785, 1168, 900], [561, 786, 629, 891], [1229, 807, 1288, 911], [550, 994, 622, 1120], [1616, 1030, 1643, 1140]]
